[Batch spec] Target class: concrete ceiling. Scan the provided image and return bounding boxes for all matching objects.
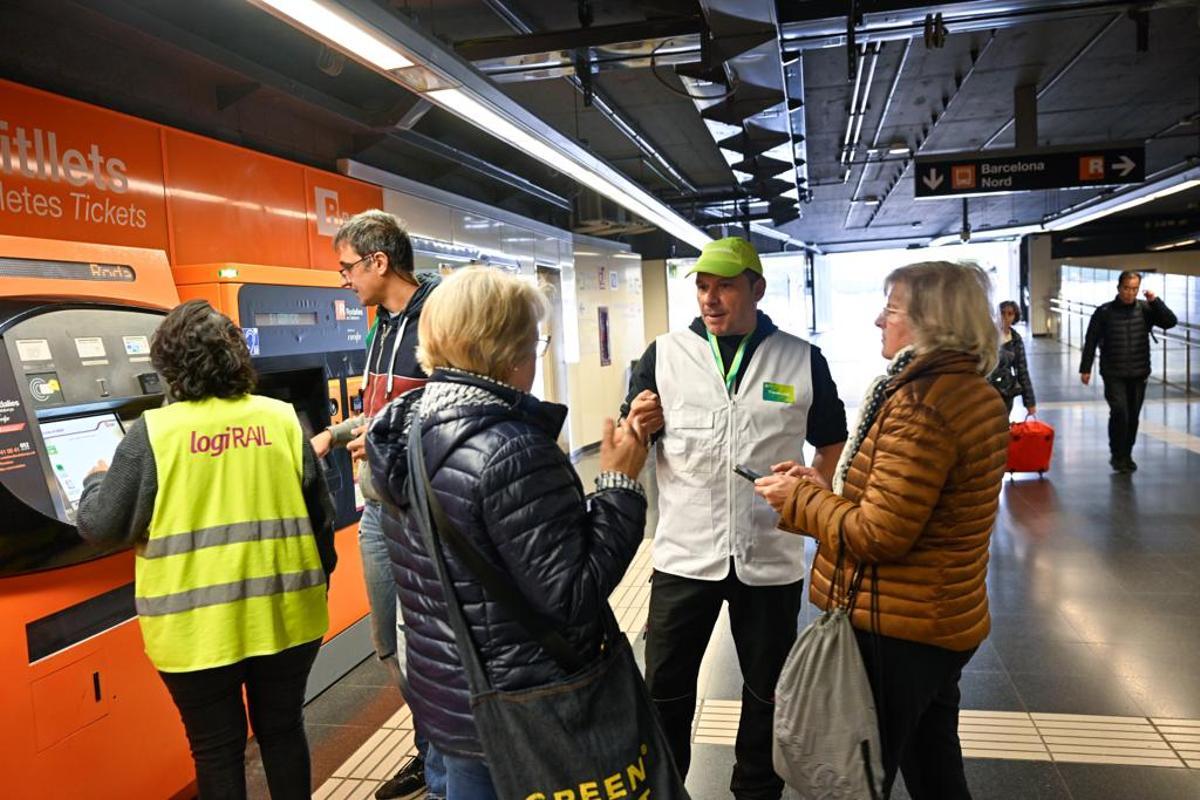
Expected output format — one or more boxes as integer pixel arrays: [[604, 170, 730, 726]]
[[1, 0, 1196, 256]]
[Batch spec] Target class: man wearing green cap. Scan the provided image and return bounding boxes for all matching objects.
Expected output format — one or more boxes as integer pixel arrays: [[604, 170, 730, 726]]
[[620, 236, 846, 800]]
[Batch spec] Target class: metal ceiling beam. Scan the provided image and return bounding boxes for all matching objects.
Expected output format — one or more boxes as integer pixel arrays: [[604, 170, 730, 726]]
[[863, 32, 997, 229], [70, 0, 569, 211], [454, 16, 704, 61], [471, 39, 703, 82], [387, 130, 570, 210], [981, 13, 1123, 148], [845, 38, 911, 228], [476, 0, 698, 195], [780, 0, 1194, 51]]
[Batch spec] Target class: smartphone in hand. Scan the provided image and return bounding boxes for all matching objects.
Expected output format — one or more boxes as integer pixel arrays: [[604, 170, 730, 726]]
[[733, 464, 764, 482]]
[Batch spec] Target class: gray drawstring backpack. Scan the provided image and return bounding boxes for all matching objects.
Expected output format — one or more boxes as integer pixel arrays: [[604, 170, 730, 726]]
[[773, 537, 883, 799]]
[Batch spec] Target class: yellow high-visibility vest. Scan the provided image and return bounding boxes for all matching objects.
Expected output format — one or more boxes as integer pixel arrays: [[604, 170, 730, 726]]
[[138, 394, 328, 672]]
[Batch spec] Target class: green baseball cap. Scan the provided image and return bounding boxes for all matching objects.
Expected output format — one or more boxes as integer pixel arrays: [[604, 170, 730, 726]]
[[686, 236, 763, 278]]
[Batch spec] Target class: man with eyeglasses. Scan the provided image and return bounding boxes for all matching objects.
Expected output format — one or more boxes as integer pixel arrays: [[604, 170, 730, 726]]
[[311, 209, 443, 800]]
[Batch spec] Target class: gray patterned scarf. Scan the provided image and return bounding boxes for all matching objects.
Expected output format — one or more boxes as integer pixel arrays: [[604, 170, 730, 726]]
[[832, 346, 917, 496]]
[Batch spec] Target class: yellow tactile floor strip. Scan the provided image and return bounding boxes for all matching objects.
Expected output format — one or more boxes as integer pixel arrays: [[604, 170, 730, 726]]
[[692, 702, 1198, 769], [314, 542, 656, 798], [316, 539, 1200, 797], [314, 706, 417, 799], [610, 540, 654, 636], [1138, 420, 1200, 455]]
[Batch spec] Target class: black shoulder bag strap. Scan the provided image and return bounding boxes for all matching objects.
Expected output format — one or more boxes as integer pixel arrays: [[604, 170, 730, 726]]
[[407, 411, 587, 674]]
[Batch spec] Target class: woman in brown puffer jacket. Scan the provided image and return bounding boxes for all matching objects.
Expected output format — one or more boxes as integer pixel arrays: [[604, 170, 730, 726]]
[[756, 261, 1009, 800]]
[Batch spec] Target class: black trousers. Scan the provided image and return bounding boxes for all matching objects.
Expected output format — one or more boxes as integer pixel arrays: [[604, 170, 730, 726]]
[[1102, 376, 1147, 462], [855, 630, 976, 800], [158, 638, 322, 800], [644, 568, 804, 800]]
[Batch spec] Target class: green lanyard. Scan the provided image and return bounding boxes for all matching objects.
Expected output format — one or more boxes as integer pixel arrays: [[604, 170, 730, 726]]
[[707, 331, 752, 396]]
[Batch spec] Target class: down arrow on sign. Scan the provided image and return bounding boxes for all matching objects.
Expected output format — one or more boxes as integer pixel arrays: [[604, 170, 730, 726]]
[[922, 168, 944, 191]]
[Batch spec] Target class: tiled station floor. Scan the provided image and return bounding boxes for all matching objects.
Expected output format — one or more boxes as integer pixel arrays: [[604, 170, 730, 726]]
[[250, 335, 1200, 799]]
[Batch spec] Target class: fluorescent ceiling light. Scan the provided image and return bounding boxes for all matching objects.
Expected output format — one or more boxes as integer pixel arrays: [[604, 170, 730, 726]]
[[257, 0, 710, 250], [1149, 238, 1197, 251], [1047, 178, 1200, 231], [252, 0, 412, 70], [928, 223, 1045, 247], [428, 88, 709, 249]]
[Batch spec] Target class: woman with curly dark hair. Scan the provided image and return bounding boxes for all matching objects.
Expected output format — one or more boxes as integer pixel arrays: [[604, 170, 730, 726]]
[[77, 299, 337, 800]]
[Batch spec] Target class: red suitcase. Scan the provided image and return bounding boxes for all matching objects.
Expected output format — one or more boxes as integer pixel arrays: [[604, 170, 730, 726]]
[[1007, 417, 1054, 475]]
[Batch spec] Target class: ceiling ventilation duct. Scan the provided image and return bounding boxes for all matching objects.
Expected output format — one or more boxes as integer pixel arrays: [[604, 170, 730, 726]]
[[573, 188, 657, 238]]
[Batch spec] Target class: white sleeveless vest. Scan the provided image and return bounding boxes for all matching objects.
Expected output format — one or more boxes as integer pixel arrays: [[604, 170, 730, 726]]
[[652, 329, 814, 586]]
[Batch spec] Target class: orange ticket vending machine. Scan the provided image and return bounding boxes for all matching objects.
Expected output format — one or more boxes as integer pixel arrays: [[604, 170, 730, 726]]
[[172, 264, 372, 694], [0, 234, 194, 799]]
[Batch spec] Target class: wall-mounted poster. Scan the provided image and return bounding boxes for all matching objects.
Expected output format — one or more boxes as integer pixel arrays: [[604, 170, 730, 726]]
[[598, 306, 612, 367]]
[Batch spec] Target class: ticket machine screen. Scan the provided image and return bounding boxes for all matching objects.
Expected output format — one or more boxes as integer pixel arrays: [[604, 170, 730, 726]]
[[41, 414, 125, 519]]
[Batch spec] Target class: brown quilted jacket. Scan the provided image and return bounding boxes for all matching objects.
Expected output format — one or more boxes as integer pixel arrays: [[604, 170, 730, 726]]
[[781, 349, 1008, 651]]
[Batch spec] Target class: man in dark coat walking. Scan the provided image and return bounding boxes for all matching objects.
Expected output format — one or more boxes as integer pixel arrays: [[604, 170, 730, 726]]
[[1079, 270, 1177, 473]]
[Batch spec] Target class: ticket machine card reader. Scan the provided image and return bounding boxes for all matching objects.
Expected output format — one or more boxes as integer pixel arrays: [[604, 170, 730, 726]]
[[0, 303, 166, 575]]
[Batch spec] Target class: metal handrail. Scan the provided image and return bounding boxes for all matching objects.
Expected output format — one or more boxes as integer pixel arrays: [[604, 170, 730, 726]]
[[1050, 297, 1199, 347]]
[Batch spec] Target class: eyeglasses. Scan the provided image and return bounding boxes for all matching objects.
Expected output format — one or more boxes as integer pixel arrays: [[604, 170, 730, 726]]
[[338, 252, 375, 280], [879, 305, 907, 319], [536, 335, 552, 358]]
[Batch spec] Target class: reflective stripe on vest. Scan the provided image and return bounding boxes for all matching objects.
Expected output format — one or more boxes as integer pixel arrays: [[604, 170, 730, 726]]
[[141, 517, 315, 559], [135, 568, 327, 616], [139, 394, 328, 672]]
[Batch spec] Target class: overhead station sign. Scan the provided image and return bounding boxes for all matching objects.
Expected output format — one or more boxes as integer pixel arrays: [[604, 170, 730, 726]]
[[914, 144, 1145, 198]]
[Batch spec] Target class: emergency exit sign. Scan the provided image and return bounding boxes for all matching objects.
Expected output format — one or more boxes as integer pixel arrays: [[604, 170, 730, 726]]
[[914, 144, 1145, 198]]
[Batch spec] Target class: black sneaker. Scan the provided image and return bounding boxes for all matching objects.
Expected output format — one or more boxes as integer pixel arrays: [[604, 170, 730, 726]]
[[1126, 458, 1138, 472], [375, 755, 426, 800]]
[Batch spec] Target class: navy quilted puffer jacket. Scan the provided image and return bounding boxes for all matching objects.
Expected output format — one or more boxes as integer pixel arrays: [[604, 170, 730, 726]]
[[367, 369, 647, 758]]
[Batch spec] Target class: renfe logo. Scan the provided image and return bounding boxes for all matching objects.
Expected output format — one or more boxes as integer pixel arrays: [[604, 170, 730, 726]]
[[190, 425, 274, 457], [315, 187, 350, 236], [0, 120, 129, 192]]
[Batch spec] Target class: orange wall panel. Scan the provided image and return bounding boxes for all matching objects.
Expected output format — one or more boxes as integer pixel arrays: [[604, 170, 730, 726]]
[[3, 79, 385, 271], [305, 169, 383, 271], [0, 80, 169, 250], [163, 130, 310, 268]]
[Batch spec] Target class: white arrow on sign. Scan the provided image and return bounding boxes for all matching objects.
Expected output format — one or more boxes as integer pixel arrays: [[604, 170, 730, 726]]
[[922, 168, 944, 191], [1111, 155, 1136, 177]]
